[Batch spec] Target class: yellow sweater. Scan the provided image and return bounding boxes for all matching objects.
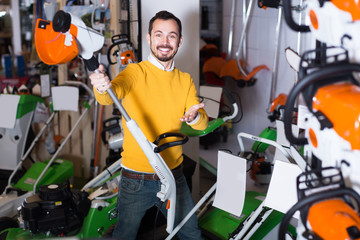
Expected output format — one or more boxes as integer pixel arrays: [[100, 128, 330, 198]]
[[94, 60, 208, 172]]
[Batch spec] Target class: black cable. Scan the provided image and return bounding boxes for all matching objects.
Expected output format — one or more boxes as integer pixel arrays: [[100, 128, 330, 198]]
[[198, 96, 232, 115], [198, 89, 243, 124]]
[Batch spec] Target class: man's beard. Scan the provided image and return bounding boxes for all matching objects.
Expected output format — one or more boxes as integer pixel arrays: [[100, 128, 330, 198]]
[[151, 45, 178, 62]]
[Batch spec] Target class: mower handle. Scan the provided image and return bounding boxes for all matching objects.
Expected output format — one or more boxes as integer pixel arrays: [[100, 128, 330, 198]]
[[237, 132, 293, 162]]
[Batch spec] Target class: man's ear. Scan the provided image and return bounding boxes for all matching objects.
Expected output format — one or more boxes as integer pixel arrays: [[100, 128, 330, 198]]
[[178, 36, 183, 47], [146, 32, 151, 45]]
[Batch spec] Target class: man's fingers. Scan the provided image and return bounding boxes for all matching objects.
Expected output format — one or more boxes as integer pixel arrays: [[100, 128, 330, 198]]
[[188, 103, 204, 113]]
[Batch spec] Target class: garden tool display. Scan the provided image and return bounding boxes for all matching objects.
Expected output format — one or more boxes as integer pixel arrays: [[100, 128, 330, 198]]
[[284, 58, 360, 239], [284, 56, 360, 196], [281, 2, 360, 236], [0, 81, 94, 219]]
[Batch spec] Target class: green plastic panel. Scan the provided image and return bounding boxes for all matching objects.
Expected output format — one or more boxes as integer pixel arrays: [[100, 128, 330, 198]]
[[13, 159, 74, 192], [78, 196, 118, 238], [251, 127, 277, 153], [180, 118, 225, 137], [16, 94, 44, 119], [199, 191, 265, 239]]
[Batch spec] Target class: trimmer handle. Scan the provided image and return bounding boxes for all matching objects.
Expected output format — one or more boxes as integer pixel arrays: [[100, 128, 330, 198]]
[[153, 132, 189, 153]]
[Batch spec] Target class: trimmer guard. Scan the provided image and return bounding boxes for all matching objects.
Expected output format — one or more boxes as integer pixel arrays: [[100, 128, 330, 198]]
[[35, 18, 78, 65]]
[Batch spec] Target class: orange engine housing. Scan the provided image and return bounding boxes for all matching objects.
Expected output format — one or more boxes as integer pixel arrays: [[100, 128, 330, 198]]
[[312, 82, 360, 150], [308, 198, 360, 239]]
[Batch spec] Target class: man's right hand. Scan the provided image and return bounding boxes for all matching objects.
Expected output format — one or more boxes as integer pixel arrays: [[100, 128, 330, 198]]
[[89, 64, 112, 94]]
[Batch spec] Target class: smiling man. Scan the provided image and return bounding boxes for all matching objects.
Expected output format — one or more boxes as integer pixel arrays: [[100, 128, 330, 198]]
[[90, 10, 208, 240]]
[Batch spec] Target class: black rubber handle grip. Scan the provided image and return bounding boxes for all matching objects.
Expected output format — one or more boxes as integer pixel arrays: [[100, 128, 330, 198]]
[[153, 132, 189, 153]]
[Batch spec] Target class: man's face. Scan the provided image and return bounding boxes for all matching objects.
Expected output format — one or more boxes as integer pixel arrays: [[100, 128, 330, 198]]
[[147, 19, 183, 63]]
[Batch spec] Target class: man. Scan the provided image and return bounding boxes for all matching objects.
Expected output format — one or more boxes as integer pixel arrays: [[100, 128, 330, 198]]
[[90, 10, 208, 240]]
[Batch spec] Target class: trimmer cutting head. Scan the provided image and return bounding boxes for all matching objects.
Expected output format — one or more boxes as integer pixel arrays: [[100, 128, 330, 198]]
[[35, 18, 78, 65]]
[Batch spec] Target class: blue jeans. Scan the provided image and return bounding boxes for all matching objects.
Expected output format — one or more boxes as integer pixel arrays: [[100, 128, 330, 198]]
[[112, 168, 203, 240]]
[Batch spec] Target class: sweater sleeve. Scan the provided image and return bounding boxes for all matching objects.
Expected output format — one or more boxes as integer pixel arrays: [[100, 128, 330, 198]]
[[187, 108, 208, 130], [93, 63, 138, 105]]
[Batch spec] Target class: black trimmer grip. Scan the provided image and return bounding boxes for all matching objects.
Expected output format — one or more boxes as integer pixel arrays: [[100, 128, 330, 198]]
[[83, 56, 100, 72]]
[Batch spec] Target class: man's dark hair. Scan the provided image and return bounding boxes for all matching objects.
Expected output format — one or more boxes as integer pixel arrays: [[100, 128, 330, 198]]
[[148, 10, 182, 37]]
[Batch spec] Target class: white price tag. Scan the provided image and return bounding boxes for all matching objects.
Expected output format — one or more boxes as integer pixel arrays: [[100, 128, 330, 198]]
[[40, 74, 51, 97]]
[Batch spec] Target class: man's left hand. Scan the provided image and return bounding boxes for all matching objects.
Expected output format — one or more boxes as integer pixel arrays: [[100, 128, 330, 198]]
[[180, 103, 205, 123]]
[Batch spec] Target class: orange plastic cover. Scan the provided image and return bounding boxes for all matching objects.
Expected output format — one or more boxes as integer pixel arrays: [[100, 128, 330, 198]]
[[313, 82, 360, 150], [35, 18, 78, 65]]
